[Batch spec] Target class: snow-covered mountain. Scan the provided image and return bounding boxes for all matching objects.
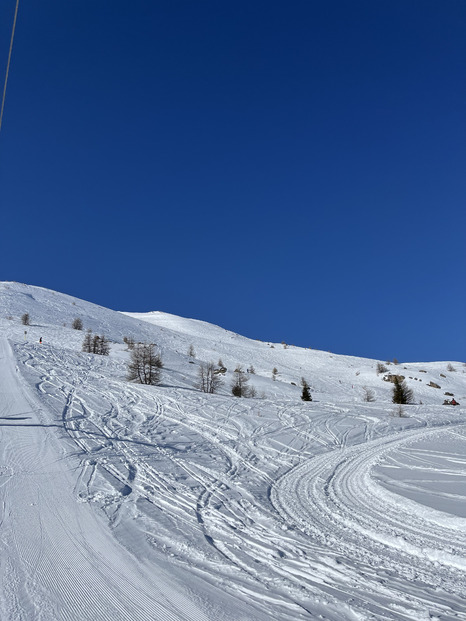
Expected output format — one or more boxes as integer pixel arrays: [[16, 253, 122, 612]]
[[1, 281, 465, 620]]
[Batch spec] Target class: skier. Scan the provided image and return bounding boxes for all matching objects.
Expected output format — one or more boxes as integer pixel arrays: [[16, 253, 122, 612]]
[[39, 337, 42, 344]]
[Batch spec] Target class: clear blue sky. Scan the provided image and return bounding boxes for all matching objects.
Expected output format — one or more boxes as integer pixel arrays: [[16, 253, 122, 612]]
[[1, 1, 465, 362]]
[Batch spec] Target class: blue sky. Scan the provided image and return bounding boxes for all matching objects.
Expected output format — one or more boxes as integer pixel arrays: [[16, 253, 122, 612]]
[[1, 1, 464, 362]]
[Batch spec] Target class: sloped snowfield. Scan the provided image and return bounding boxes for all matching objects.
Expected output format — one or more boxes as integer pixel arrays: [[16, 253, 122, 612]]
[[1, 282, 466, 620]]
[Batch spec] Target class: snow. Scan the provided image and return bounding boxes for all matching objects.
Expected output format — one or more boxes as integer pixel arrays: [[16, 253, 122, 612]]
[[1, 281, 466, 620]]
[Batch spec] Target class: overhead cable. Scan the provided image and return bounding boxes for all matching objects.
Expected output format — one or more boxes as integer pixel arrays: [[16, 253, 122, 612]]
[[0, 0, 20, 134]]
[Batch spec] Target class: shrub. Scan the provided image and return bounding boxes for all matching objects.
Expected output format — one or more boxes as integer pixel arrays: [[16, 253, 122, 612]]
[[21, 313, 30, 326], [72, 317, 83, 330], [363, 386, 376, 402], [123, 336, 135, 350], [376, 362, 388, 375]]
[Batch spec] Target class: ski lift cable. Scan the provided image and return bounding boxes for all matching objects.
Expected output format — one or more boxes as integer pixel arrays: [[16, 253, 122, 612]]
[[0, 0, 20, 135]]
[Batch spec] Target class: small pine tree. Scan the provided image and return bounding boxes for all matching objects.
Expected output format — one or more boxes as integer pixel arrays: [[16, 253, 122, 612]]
[[272, 367, 278, 381], [392, 376, 414, 404], [187, 344, 196, 358], [231, 365, 250, 397], [301, 378, 312, 401], [21, 313, 30, 326]]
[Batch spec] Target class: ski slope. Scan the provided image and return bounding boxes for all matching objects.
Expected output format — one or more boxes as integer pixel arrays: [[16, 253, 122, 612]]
[[1, 282, 465, 620]]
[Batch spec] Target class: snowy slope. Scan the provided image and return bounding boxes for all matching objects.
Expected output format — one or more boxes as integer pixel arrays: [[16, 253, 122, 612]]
[[124, 309, 466, 408], [1, 281, 466, 621]]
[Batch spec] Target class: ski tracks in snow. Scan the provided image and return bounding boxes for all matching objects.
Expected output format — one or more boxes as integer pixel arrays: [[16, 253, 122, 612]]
[[271, 423, 466, 620], [0, 338, 210, 621], [7, 337, 466, 620]]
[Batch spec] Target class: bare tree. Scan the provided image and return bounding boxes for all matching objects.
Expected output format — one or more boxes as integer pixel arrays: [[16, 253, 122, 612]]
[[82, 330, 93, 353], [72, 317, 83, 330], [127, 343, 163, 385], [21, 313, 30, 326], [82, 330, 110, 355], [123, 336, 135, 350], [362, 386, 376, 402], [197, 362, 223, 394], [187, 344, 196, 358], [94, 334, 110, 356], [391, 405, 409, 418], [92, 335, 101, 354]]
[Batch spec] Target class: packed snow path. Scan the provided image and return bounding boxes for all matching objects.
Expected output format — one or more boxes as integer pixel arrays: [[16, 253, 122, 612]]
[[0, 338, 209, 621]]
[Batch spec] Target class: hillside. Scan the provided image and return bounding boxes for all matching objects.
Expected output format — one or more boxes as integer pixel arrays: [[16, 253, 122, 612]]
[[1, 281, 465, 620]]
